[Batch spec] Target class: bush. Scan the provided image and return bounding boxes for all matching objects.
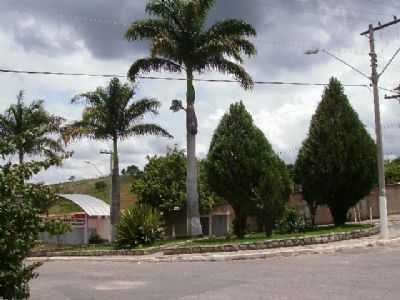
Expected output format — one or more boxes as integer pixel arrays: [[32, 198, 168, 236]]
[[89, 232, 105, 244], [0, 162, 59, 300], [94, 181, 107, 191], [116, 204, 163, 249], [277, 206, 306, 234], [44, 219, 72, 245]]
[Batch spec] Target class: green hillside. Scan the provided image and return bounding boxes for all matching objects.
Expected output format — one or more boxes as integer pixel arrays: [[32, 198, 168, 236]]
[[49, 175, 137, 214]]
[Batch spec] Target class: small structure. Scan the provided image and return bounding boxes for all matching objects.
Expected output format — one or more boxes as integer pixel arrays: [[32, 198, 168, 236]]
[[40, 194, 111, 245]]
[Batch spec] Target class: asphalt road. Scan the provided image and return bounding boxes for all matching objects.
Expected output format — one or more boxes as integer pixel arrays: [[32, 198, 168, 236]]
[[30, 244, 400, 300]]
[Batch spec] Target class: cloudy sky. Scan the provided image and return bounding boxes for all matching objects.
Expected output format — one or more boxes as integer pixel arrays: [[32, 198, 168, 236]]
[[1, 0, 400, 183]]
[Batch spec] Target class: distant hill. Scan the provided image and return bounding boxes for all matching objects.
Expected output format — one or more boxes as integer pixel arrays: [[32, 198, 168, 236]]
[[49, 175, 136, 214]]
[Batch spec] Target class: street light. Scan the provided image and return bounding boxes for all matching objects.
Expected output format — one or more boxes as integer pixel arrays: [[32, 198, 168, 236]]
[[305, 48, 389, 239]]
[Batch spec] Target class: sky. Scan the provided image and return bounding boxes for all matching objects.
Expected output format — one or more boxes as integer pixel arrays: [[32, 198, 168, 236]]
[[1, 0, 400, 183]]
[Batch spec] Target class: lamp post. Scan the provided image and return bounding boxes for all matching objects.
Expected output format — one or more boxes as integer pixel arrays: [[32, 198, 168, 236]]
[[100, 150, 113, 205], [305, 48, 389, 239]]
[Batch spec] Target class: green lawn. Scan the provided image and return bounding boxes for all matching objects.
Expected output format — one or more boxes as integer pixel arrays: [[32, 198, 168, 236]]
[[184, 224, 372, 247], [34, 224, 372, 253]]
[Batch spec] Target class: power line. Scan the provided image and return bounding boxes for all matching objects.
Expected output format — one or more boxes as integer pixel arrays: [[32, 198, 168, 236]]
[[0, 68, 369, 88]]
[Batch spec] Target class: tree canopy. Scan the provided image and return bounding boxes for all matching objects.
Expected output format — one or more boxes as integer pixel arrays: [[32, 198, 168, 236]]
[[385, 158, 400, 184], [131, 147, 219, 215], [206, 101, 288, 237], [0, 91, 67, 164], [0, 139, 61, 300], [295, 77, 377, 226]]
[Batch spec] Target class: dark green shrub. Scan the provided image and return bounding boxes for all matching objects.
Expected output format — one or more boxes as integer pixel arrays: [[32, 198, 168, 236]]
[[116, 204, 163, 249], [94, 181, 107, 191], [88, 232, 105, 244], [277, 206, 306, 234]]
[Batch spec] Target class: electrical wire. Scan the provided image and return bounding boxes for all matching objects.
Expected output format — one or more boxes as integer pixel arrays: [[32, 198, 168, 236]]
[[0, 68, 370, 87]]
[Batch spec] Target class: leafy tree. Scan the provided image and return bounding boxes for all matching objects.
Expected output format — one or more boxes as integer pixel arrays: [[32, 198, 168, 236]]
[[131, 147, 218, 215], [385, 158, 400, 184], [206, 102, 272, 238], [63, 77, 172, 241], [254, 157, 292, 237], [121, 164, 142, 177], [0, 91, 67, 164], [125, 0, 256, 236], [0, 140, 60, 300], [295, 77, 377, 226]]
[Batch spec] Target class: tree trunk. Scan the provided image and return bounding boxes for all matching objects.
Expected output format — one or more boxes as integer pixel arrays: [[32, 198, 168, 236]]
[[331, 206, 347, 227], [264, 216, 274, 237], [232, 206, 247, 238], [110, 137, 120, 242], [185, 69, 202, 237], [309, 202, 318, 227], [18, 150, 24, 165]]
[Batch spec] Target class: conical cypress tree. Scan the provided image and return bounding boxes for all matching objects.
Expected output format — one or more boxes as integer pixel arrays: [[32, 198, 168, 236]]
[[295, 77, 377, 226], [206, 101, 289, 237]]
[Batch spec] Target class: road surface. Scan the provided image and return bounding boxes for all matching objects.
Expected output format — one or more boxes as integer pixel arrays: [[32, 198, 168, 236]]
[[31, 244, 400, 300]]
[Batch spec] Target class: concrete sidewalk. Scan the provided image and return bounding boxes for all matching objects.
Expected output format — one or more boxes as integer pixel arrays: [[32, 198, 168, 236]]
[[28, 234, 400, 264]]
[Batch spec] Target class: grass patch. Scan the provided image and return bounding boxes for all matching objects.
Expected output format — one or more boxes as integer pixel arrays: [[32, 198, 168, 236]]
[[182, 224, 372, 247]]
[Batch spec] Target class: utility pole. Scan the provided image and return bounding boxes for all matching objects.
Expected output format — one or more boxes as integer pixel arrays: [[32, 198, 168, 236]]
[[361, 17, 400, 239]]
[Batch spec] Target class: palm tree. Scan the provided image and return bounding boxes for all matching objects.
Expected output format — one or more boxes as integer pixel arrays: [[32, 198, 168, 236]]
[[63, 77, 172, 241], [125, 0, 257, 236], [0, 91, 66, 164]]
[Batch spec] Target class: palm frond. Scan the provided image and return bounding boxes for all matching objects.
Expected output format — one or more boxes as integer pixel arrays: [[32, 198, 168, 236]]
[[125, 124, 173, 139], [127, 57, 182, 81], [208, 57, 254, 89], [128, 98, 161, 120], [205, 19, 256, 40], [125, 19, 172, 41]]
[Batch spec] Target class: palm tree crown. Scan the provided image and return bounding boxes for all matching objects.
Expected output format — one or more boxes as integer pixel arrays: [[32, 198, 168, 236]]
[[64, 78, 172, 142], [0, 91, 66, 164], [126, 0, 256, 88]]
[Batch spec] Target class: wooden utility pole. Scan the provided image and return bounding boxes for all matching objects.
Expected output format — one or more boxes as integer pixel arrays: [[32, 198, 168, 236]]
[[361, 17, 400, 239]]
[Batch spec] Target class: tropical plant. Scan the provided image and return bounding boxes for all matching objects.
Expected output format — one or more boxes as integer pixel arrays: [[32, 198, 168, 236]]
[[206, 102, 271, 238], [0, 140, 60, 300], [276, 205, 306, 234], [295, 77, 377, 226], [0, 91, 67, 164], [131, 147, 218, 215], [63, 77, 172, 241], [125, 0, 257, 236], [116, 204, 163, 249]]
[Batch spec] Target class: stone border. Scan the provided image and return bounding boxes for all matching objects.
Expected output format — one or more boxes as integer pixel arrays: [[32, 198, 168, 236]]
[[163, 226, 379, 255], [30, 246, 160, 258]]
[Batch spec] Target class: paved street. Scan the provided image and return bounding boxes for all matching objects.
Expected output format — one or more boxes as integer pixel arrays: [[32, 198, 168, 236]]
[[31, 243, 400, 300]]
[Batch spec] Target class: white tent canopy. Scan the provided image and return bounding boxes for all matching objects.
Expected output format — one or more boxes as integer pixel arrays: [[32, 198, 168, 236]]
[[58, 194, 110, 216]]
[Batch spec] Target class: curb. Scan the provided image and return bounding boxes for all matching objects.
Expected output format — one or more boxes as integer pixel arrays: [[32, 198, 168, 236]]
[[27, 236, 400, 264], [162, 226, 379, 255]]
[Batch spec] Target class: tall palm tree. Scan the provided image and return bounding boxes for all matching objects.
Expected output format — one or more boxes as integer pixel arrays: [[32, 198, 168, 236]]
[[0, 91, 66, 164], [125, 0, 256, 236], [63, 77, 172, 241]]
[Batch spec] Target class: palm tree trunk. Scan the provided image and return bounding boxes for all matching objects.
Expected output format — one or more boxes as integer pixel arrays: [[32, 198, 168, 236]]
[[186, 69, 202, 237], [110, 136, 121, 242]]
